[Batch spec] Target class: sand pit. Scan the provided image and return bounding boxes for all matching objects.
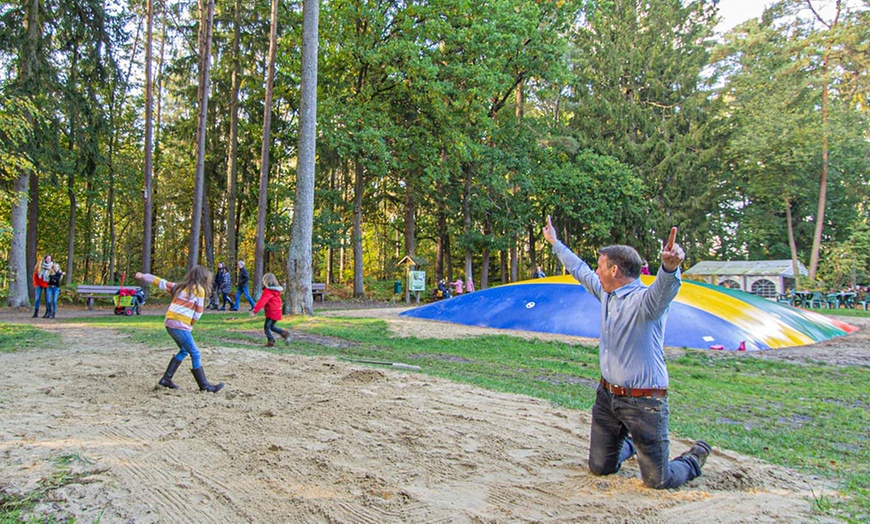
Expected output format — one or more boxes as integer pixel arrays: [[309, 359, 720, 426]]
[[2, 306, 860, 523]]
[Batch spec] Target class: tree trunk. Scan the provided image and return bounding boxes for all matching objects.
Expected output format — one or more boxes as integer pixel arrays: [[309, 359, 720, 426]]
[[808, 58, 829, 281], [785, 198, 801, 289], [66, 161, 77, 282], [23, 0, 40, 296], [27, 171, 39, 296], [254, 0, 278, 290], [225, 0, 241, 270], [462, 162, 473, 287], [287, 0, 318, 315], [8, 174, 31, 307], [436, 199, 447, 281], [528, 222, 537, 276], [150, 0, 166, 275], [807, 1, 841, 280], [142, 0, 154, 278], [187, 0, 215, 269], [403, 177, 416, 258], [203, 187, 215, 268], [480, 211, 491, 289], [106, 144, 116, 285], [509, 235, 517, 284], [352, 157, 365, 298]]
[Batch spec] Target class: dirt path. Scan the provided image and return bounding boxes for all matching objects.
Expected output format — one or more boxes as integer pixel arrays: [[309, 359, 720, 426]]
[[1, 306, 856, 523]]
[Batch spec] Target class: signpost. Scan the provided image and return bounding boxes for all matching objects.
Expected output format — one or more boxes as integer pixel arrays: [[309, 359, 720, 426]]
[[398, 256, 425, 304]]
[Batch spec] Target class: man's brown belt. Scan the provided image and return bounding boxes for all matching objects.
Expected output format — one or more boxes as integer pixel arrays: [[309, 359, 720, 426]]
[[600, 377, 667, 398]]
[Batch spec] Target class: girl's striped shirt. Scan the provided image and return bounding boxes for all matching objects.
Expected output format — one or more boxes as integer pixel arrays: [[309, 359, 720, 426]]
[[139, 274, 205, 331]]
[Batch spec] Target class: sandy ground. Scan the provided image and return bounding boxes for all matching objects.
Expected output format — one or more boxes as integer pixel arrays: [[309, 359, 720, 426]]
[[1, 304, 865, 523]]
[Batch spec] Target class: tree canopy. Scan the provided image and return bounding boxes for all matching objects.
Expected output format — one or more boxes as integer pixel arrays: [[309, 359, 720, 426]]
[[1, 0, 868, 303]]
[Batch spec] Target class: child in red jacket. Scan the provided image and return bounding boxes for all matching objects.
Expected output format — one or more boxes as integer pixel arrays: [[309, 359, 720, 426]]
[[250, 273, 291, 347]]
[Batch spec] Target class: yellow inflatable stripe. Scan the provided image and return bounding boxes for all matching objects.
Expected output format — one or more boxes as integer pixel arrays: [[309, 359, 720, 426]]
[[512, 275, 813, 348], [644, 275, 812, 348]]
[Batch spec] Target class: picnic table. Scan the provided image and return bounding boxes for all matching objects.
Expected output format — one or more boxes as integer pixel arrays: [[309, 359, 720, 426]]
[[789, 291, 820, 308], [827, 292, 856, 309], [786, 290, 857, 309]]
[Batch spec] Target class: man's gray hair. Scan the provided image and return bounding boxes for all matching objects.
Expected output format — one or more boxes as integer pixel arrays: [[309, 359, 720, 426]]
[[238, 260, 245, 267], [599, 245, 643, 279]]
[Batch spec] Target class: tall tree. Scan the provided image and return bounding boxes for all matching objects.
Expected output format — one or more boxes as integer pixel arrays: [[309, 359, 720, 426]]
[[187, 0, 215, 269], [710, 0, 869, 277], [805, 0, 840, 279], [286, 0, 319, 315], [6, 0, 43, 307], [253, 0, 279, 290], [143, 0, 155, 280], [566, 0, 718, 256], [1, 96, 39, 307], [224, 0, 242, 269]]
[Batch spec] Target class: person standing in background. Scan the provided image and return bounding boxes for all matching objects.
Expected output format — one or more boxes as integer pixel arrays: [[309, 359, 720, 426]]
[[233, 260, 256, 311], [32, 255, 51, 318], [450, 277, 464, 296], [45, 262, 65, 318], [218, 266, 233, 310], [207, 262, 224, 309]]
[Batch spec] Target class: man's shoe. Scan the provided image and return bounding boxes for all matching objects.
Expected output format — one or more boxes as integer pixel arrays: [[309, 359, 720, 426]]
[[624, 438, 636, 461], [679, 440, 711, 468], [218, 307, 226, 311], [264, 340, 275, 347], [230, 308, 238, 311]]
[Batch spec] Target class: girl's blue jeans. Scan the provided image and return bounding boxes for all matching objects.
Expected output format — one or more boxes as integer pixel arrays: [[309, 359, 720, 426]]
[[166, 327, 202, 369], [588, 384, 700, 489], [34, 286, 45, 309], [46, 286, 59, 311]]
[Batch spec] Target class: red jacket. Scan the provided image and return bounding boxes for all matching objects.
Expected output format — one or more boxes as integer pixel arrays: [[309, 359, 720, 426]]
[[253, 286, 283, 321], [33, 269, 48, 288]]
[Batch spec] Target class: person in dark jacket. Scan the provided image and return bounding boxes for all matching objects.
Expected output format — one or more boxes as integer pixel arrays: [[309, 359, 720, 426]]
[[218, 267, 233, 310], [207, 262, 224, 309], [45, 262, 65, 318], [232, 260, 256, 311]]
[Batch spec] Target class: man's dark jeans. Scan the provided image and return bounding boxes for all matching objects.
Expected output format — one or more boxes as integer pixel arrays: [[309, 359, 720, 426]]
[[588, 385, 700, 489]]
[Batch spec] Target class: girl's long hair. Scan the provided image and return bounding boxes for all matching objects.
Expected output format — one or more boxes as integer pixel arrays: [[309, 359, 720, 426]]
[[173, 265, 212, 299]]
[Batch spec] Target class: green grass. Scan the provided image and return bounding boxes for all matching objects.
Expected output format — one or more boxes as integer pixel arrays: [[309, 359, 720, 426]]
[[0, 324, 62, 353], [2, 310, 868, 522]]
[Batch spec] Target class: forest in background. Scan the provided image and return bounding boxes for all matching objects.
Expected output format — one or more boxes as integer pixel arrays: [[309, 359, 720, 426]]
[[1, 0, 869, 306]]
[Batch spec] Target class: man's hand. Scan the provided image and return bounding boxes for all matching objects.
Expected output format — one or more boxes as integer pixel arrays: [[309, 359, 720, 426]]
[[134, 272, 144, 280], [542, 215, 558, 245], [661, 227, 685, 272]]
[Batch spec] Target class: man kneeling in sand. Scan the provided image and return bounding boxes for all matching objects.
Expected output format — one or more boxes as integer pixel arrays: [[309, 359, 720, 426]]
[[543, 217, 710, 488]]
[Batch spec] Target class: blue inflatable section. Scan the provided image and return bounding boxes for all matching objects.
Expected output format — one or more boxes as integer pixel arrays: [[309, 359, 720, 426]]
[[400, 282, 769, 351]]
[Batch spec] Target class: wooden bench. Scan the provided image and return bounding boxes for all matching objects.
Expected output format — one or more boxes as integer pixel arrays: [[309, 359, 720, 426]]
[[76, 285, 134, 310], [311, 283, 327, 301]]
